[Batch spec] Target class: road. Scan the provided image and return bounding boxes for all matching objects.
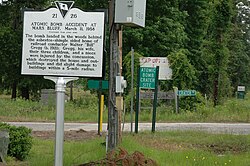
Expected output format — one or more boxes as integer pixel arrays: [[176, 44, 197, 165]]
[[6, 122, 250, 135]]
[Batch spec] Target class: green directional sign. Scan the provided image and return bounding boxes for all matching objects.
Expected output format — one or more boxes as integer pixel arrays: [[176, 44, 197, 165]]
[[178, 90, 196, 96], [139, 67, 156, 89], [87, 80, 108, 90]]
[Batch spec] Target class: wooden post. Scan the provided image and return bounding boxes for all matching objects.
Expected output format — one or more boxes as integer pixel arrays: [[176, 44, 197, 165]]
[[117, 28, 123, 144]]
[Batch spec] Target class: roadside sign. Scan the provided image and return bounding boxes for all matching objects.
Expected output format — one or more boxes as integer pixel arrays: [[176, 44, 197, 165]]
[[139, 67, 156, 89], [178, 90, 196, 96], [21, 4, 105, 77], [140, 57, 172, 80], [237, 86, 245, 92], [88, 80, 108, 89]]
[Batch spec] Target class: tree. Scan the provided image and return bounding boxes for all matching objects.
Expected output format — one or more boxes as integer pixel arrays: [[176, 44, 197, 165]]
[[201, 0, 234, 105], [0, 0, 52, 99], [232, 0, 250, 88], [123, 0, 188, 57], [180, 0, 211, 93], [168, 49, 196, 89]]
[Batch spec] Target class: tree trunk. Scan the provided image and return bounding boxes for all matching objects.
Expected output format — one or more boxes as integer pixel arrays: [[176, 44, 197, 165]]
[[11, 82, 17, 99], [21, 87, 29, 100], [70, 82, 73, 101], [213, 78, 219, 107]]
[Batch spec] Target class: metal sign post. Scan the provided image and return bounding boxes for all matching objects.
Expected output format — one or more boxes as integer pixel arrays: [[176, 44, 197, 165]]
[[152, 66, 159, 132], [44, 77, 78, 166], [130, 47, 134, 133], [135, 67, 141, 134]]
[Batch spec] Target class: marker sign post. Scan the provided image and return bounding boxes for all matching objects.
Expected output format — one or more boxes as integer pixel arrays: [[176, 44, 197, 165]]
[[21, 2, 105, 166]]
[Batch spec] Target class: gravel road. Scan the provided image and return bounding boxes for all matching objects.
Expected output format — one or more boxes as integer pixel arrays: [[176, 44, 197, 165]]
[[6, 122, 250, 135]]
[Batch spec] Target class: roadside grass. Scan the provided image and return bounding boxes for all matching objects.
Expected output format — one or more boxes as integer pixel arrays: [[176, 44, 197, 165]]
[[0, 91, 108, 122], [133, 93, 250, 123], [0, 91, 249, 123], [5, 130, 250, 166]]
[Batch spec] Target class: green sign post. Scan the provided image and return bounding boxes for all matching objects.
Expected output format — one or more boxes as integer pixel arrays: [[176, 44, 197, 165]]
[[135, 66, 159, 133]]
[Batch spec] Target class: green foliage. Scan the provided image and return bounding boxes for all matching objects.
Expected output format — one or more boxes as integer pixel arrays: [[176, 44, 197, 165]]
[[71, 95, 98, 109], [74, 0, 108, 10], [123, 51, 143, 90], [0, 0, 52, 99], [180, 0, 211, 93], [123, 0, 188, 57], [0, 0, 249, 106], [168, 49, 197, 89], [227, 23, 250, 91], [178, 92, 205, 112], [200, 0, 234, 105], [0, 123, 32, 161]]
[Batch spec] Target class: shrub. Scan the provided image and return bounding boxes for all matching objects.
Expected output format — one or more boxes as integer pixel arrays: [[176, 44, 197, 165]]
[[0, 123, 32, 160], [178, 92, 205, 112]]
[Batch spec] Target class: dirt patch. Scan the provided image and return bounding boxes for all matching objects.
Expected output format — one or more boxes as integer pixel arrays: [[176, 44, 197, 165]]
[[32, 130, 104, 141], [78, 148, 158, 166], [192, 143, 250, 154], [131, 135, 185, 152]]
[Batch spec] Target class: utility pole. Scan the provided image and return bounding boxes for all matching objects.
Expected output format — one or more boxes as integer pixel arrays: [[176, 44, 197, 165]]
[[107, 0, 146, 150], [108, 0, 121, 150], [118, 27, 123, 144]]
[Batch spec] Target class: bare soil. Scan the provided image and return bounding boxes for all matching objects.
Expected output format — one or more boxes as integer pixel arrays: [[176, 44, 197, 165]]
[[32, 130, 104, 141]]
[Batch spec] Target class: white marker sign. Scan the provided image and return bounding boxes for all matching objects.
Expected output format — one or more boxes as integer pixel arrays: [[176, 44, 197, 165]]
[[22, 3, 105, 77], [140, 57, 172, 80]]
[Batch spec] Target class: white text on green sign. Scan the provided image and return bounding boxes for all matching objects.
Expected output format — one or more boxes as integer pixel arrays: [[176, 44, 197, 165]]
[[178, 90, 196, 96], [139, 67, 156, 89]]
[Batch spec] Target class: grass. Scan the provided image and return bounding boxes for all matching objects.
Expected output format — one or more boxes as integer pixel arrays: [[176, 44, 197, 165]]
[[0, 90, 108, 122], [129, 93, 250, 123], [0, 90, 249, 123], [5, 130, 250, 166]]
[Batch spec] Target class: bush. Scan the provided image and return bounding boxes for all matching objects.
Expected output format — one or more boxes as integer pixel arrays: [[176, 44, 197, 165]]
[[0, 123, 32, 160], [178, 92, 205, 112]]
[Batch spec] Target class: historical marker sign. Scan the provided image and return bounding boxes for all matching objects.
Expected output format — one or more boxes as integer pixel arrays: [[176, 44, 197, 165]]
[[21, 2, 105, 77], [139, 67, 156, 89]]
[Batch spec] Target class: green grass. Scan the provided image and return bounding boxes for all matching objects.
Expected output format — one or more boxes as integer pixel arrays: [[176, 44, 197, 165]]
[[5, 131, 250, 166], [130, 93, 250, 123], [121, 131, 250, 165], [0, 91, 108, 122], [0, 91, 249, 123]]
